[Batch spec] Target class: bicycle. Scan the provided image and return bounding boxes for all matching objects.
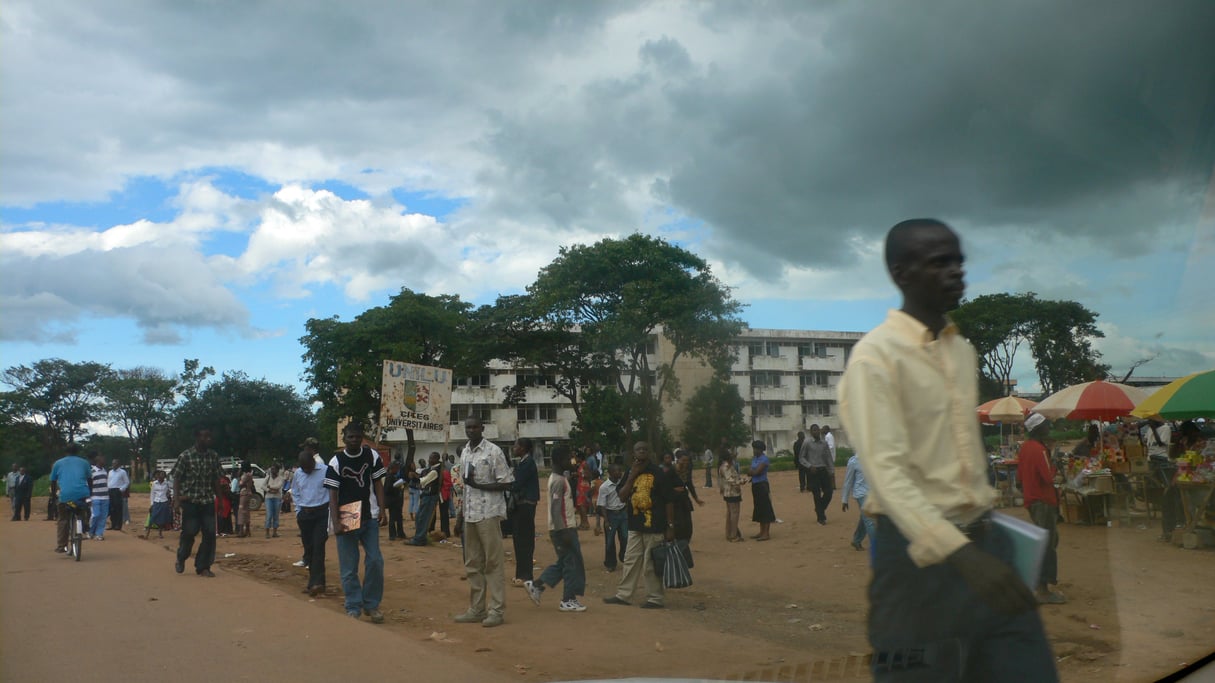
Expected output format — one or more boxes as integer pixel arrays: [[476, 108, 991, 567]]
[[63, 500, 84, 561]]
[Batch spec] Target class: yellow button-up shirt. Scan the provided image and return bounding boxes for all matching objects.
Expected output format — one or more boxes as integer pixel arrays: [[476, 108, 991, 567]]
[[839, 309, 996, 567]]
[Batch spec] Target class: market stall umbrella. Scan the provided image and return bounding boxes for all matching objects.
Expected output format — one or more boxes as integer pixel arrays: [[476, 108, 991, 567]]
[[1034, 380, 1152, 422], [977, 396, 1038, 423], [1131, 369, 1215, 420]]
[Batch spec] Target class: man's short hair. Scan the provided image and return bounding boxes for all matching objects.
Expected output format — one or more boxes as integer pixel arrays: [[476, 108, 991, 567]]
[[884, 218, 951, 270], [66, 443, 81, 455], [342, 421, 364, 435], [193, 427, 211, 436], [752, 440, 766, 451], [516, 437, 533, 452]]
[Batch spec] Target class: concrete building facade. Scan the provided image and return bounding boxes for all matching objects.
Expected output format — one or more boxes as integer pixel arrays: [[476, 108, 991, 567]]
[[390, 327, 863, 459]]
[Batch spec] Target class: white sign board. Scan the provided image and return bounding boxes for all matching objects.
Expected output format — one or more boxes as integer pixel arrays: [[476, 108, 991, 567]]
[[380, 360, 452, 439]]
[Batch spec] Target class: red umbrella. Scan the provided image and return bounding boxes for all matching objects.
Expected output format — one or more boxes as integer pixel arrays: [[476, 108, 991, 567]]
[[1034, 380, 1152, 422], [976, 396, 1038, 424]]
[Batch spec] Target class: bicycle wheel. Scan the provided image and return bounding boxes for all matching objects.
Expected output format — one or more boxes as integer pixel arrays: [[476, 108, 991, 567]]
[[71, 512, 83, 561]]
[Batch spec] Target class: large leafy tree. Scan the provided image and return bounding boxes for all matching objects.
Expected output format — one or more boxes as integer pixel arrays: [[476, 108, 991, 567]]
[[300, 288, 482, 466], [170, 372, 316, 466], [952, 293, 1107, 397], [952, 293, 1036, 397], [100, 367, 178, 478], [527, 234, 744, 446], [0, 358, 113, 451], [475, 294, 616, 422], [681, 376, 750, 455], [1026, 299, 1109, 395]]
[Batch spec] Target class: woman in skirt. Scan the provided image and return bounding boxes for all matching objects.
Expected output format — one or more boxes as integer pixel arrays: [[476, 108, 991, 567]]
[[748, 440, 775, 541], [142, 469, 174, 538]]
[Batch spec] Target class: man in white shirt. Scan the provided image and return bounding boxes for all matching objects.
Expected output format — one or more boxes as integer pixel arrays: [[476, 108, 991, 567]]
[[107, 460, 130, 531], [453, 417, 514, 628], [594, 463, 628, 571], [823, 426, 837, 463]]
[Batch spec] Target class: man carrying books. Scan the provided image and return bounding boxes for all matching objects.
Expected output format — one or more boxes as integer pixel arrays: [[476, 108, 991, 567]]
[[325, 422, 388, 623]]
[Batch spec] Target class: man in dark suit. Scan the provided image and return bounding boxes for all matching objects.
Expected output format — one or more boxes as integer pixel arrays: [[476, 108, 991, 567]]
[[510, 438, 540, 585], [11, 467, 33, 520]]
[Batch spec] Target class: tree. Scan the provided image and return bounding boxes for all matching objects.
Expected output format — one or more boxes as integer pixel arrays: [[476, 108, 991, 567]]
[[300, 288, 483, 468], [569, 386, 642, 456], [1026, 300, 1109, 395], [177, 358, 215, 402], [100, 367, 178, 479], [0, 358, 113, 450], [681, 376, 750, 455], [952, 293, 1036, 397], [474, 294, 616, 422], [952, 293, 1109, 398], [527, 234, 744, 446], [170, 372, 317, 466]]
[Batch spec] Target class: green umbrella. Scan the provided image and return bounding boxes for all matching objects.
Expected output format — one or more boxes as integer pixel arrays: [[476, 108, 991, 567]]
[[1131, 369, 1215, 420]]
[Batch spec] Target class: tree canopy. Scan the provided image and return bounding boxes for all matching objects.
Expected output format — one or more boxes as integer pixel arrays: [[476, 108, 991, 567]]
[[681, 376, 750, 455], [526, 234, 744, 445], [300, 288, 482, 463], [1, 358, 112, 449], [953, 292, 1107, 398], [170, 371, 316, 466]]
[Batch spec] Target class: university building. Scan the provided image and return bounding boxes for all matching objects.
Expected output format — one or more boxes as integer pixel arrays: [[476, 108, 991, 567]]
[[387, 327, 863, 458]]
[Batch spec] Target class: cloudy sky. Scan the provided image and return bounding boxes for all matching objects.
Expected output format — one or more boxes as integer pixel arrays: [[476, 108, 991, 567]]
[[2, 0, 1213, 397]]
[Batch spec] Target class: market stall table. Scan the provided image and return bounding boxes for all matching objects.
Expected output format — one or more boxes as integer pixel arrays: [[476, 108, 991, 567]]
[[992, 460, 1020, 508], [1175, 480, 1215, 547]]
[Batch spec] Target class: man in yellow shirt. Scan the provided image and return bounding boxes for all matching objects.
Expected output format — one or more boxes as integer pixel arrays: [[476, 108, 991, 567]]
[[840, 219, 1056, 682]]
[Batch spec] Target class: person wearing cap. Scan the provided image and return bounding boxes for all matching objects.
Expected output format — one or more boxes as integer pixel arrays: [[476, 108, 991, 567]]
[[839, 219, 1055, 681], [1018, 413, 1065, 604]]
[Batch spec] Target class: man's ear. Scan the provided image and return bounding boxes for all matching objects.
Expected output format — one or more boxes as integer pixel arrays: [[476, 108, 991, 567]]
[[888, 262, 907, 290]]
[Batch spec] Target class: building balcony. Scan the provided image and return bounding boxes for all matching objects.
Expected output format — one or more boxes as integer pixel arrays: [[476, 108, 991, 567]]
[[802, 414, 838, 429], [750, 355, 797, 371], [802, 385, 836, 401], [750, 385, 799, 401], [800, 355, 844, 372], [753, 415, 798, 432], [452, 387, 498, 403], [518, 420, 572, 439]]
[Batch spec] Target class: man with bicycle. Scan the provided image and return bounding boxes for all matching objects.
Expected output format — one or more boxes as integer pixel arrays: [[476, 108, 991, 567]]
[[49, 444, 92, 554]]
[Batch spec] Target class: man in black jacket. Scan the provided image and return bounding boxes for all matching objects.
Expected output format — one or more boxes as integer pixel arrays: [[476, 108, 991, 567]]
[[510, 438, 540, 584]]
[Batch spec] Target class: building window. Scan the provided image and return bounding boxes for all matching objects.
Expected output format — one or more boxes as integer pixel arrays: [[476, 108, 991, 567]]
[[802, 401, 834, 417], [753, 401, 783, 417], [538, 405, 558, 422], [643, 336, 658, 355], [766, 342, 782, 357], [455, 374, 491, 388], [748, 342, 764, 358], [753, 371, 782, 387], [800, 372, 829, 387], [451, 405, 493, 424]]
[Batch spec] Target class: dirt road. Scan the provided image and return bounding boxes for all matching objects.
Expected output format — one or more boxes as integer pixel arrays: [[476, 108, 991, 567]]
[[3, 470, 1212, 682]]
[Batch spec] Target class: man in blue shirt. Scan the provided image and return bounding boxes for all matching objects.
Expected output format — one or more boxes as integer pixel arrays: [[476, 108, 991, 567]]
[[842, 452, 874, 553], [292, 449, 331, 596], [50, 444, 92, 553]]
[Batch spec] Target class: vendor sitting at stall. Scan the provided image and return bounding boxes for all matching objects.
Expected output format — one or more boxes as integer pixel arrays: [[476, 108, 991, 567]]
[[1070, 423, 1100, 459], [1019, 412, 1066, 605]]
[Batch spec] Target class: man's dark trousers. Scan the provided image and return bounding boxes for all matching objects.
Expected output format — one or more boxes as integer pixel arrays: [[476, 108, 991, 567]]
[[868, 516, 1057, 682], [808, 467, 834, 522], [176, 501, 217, 572], [297, 505, 329, 589], [511, 501, 536, 581], [603, 508, 628, 570], [109, 489, 125, 529]]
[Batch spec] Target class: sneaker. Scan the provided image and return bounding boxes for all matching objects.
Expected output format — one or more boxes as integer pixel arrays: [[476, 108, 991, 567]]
[[54, 547, 66, 553], [175, 559, 185, 574], [453, 610, 487, 624], [84, 532, 92, 540], [197, 569, 216, 578], [524, 580, 543, 606], [481, 614, 504, 628], [850, 541, 864, 551], [641, 601, 665, 609], [292, 559, 307, 567], [602, 596, 630, 606], [364, 608, 385, 624], [347, 611, 361, 619], [559, 599, 587, 612]]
